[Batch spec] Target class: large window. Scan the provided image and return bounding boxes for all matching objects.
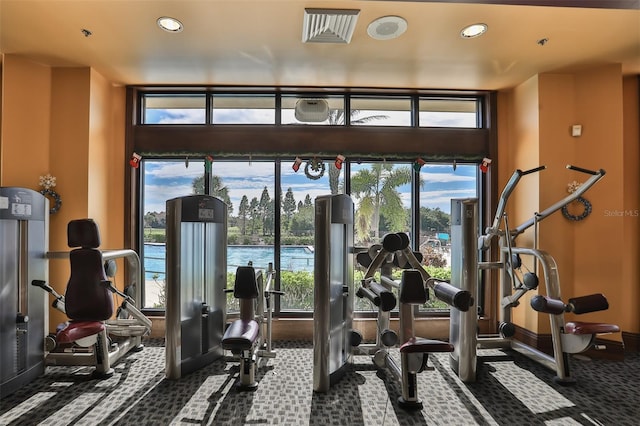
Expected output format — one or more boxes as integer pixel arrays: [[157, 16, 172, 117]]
[[418, 163, 478, 312], [132, 87, 492, 318]]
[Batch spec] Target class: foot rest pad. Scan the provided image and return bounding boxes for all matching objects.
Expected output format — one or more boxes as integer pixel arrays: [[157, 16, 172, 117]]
[[57, 321, 105, 344], [565, 321, 620, 335], [222, 319, 259, 351], [400, 337, 454, 354]]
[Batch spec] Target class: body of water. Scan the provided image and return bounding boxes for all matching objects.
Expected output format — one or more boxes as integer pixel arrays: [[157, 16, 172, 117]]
[[143, 244, 314, 280]]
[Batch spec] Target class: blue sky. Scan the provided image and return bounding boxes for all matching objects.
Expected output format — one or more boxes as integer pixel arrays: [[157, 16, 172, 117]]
[[143, 160, 477, 215], [142, 106, 478, 215]]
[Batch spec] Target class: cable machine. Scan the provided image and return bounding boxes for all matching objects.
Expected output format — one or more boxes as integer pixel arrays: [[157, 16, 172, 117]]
[[0, 187, 48, 397]]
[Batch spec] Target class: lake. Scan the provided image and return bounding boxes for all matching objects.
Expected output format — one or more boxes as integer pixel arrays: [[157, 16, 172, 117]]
[[143, 244, 314, 280]]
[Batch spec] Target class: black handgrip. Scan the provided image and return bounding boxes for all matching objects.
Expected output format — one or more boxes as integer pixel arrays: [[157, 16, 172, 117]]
[[567, 293, 609, 314], [31, 280, 52, 293], [520, 165, 546, 175], [530, 295, 566, 315], [369, 281, 397, 312], [566, 164, 602, 176], [433, 282, 472, 312]]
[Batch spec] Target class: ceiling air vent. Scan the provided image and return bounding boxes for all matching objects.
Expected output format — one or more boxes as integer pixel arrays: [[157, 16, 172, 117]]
[[295, 99, 330, 122], [302, 8, 360, 44]]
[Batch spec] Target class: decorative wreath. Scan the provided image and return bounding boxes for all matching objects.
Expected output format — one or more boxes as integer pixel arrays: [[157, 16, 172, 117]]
[[561, 196, 591, 222], [38, 173, 61, 214], [304, 158, 325, 180], [40, 189, 62, 214]]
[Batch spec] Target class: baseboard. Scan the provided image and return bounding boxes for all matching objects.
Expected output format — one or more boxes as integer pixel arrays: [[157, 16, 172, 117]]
[[622, 331, 640, 352]]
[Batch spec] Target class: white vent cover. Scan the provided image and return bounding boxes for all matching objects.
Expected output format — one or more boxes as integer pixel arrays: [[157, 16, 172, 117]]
[[295, 99, 330, 122], [302, 8, 360, 44]]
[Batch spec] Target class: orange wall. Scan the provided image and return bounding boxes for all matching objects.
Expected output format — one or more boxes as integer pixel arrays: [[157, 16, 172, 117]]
[[1, 56, 126, 332], [0, 55, 51, 187], [498, 75, 542, 331], [499, 65, 638, 339]]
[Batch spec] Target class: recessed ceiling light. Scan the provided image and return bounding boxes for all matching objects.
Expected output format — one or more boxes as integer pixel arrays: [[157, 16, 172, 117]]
[[461, 23, 487, 39], [157, 16, 183, 33], [367, 16, 407, 40]]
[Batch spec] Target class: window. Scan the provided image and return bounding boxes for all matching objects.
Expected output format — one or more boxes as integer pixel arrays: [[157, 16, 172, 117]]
[[418, 98, 479, 128], [281, 95, 345, 125], [142, 94, 206, 124], [141, 159, 205, 308], [212, 94, 275, 124], [132, 87, 492, 319], [350, 96, 412, 126], [418, 163, 478, 312], [280, 158, 344, 311]]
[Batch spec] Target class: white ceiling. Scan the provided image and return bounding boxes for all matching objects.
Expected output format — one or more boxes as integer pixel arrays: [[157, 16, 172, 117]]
[[1, 0, 639, 90]]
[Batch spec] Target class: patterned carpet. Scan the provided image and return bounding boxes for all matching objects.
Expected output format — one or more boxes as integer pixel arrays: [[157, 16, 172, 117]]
[[1, 339, 637, 426]]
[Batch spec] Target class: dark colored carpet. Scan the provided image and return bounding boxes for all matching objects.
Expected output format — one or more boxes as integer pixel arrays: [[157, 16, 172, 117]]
[[1, 340, 637, 425]]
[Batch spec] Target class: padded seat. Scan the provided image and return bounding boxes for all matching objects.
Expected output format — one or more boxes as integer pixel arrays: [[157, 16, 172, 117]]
[[57, 321, 105, 344], [222, 319, 260, 351], [400, 337, 454, 354], [565, 321, 620, 335]]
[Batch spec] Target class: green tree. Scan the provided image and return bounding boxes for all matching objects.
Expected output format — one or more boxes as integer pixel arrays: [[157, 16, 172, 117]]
[[351, 163, 412, 242], [192, 175, 233, 214], [290, 193, 314, 235], [327, 109, 389, 194], [420, 207, 450, 234], [282, 188, 297, 230], [259, 186, 273, 236], [238, 195, 249, 235], [248, 197, 259, 235]]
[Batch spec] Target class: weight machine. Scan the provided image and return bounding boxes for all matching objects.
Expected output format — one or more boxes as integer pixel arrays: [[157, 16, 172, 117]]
[[165, 194, 227, 379], [450, 165, 620, 384], [356, 232, 472, 409], [36, 219, 152, 378], [222, 263, 282, 390], [0, 187, 47, 398]]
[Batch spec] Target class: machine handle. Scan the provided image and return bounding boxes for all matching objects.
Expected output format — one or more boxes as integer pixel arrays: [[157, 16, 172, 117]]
[[31, 279, 53, 293], [566, 164, 604, 176], [520, 165, 546, 175]]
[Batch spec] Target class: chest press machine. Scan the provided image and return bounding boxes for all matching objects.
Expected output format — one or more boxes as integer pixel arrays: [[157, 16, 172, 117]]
[[35, 218, 152, 379]]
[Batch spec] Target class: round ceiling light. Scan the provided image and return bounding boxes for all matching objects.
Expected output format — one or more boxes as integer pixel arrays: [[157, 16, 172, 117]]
[[157, 16, 183, 33], [367, 16, 408, 40], [461, 23, 487, 39]]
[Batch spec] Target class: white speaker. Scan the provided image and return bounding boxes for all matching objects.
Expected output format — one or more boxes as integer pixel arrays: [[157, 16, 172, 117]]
[[295, 99, 330, 122]]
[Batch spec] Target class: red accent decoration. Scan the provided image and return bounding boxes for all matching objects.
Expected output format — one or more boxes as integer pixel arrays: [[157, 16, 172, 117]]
[[335, 155, 345, 170], [129, 153, 142, 168], [480, 157, 492, 173], [292, 157, 302, 172]]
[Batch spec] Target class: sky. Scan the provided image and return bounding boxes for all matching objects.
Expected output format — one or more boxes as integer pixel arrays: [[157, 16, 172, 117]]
[[142, 105, 478, 215], [143, 160, 477, 216]]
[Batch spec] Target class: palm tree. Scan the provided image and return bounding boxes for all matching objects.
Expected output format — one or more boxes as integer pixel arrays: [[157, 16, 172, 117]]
[[192, 175, 233, 214], [351, 163, 412, 242], [327, 109, 389, 194]]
